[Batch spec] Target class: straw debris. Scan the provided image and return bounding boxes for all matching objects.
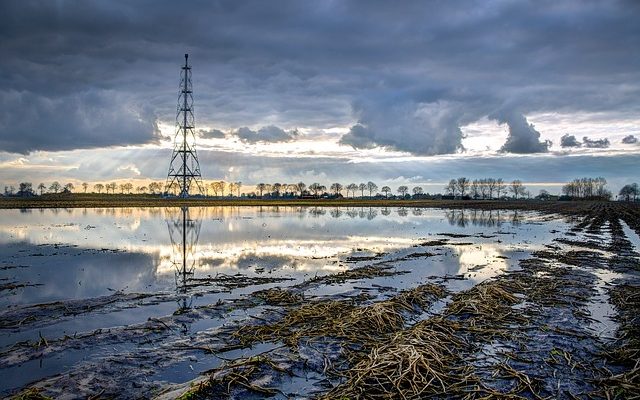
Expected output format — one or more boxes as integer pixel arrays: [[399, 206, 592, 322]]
[[320, 317, 475, 399]]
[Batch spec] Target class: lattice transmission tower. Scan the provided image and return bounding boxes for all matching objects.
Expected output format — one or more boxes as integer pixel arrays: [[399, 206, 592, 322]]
[[165, 54, 204, 197]]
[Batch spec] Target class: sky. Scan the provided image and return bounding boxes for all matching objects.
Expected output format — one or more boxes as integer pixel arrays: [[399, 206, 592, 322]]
[[0, 0, 639, 194]]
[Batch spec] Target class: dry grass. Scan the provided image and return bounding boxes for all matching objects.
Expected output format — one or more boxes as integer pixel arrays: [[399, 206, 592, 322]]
[[232, 284, 446, 349], [320, 317, 475, 399], [303, 265, 408, 285], [251, 288, 304, 306]]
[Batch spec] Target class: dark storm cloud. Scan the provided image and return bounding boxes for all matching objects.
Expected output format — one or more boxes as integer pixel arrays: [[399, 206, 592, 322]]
[[1, 0, 639, 154], [582, 136, 611, 149], [560, 134, 582, 148], [231, 126, 300, 143], [622, 135, 638, 144], [0, 90, 160, 154], [491, 110, 551, 153]]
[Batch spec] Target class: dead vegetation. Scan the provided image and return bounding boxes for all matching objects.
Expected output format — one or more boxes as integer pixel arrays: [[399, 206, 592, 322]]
[[320, 318, 474, 399], [231, 284, 446, 350], [594, 283, 640, 398], [301, 264, 409, 286]]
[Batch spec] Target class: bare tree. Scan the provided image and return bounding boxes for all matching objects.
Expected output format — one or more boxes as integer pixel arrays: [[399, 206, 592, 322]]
[[309, 183, 322, 196], [367, 181, 378, 197], [510, 180, 526, 199], [82, 182, 88, 193], [486, 178, 497, 199], [295, 182, 306, 196], [397, 185, 409, 197], [49, 181, 61, 193], [330, 183, 343, 196], [562, 177, 610, 200], [495, 178, 505, 199], [93, 183, 104, 194], [346, 183, 358, 198], [456, 178, 469, 197], [148, 182, 162, 194], [445, 179, 457, 196], [272, 183, 282, 197], [235, 182, 242, 197], [412, 186, 423, 197], [358, 183, 367, 197], [381, 186, 391, 198], [256, 183, 267, 197], [471, 180, 480, 199], [37, 183, 46, 195]]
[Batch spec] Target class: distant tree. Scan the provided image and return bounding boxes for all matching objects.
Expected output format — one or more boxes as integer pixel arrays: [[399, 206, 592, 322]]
[[295, 182, 306, 196], [209, 181, 224, 196], [495, 178, 505, 199], [94, 183, 104, 194], [330, 183, 343, 196], [272, 183, 282, 197], [106, 182, 117, 194], [287, 184, 298, 195], [456, 178, 470, 198], [167, 182, 179, 195], [309, 183, 322, 196], [367, 181, 378, 197], [227, 182, 237, 197], [536, 189, 552, 201], [346, 183, 358, 198], [148, 182, 162, 194], [63, 183, 75, 193], [256, 183, 267, 197], [484, 178, 496, 199], [619, 183, 638, 202], [37, 183, 46, 195], [235, 182, 242, 197], [397, 185, 409, 197], [49, 181, 61, 193], [358, 183, 367, 197], [381, 186, 391, 198], [137, 186, 148, 194], [82, 182, 88, 193], [18, 182, 33, 196], [510, 180, 526, 199], [562, 177, 610, 200], [471, 180, 480, 199], [445, 179, 457, 196], [412, 186, 423, 196]]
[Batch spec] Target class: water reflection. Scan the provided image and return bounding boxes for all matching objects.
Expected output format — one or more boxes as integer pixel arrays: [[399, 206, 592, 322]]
[[166, 207, 202, 312], [444, 209, 523, 227]]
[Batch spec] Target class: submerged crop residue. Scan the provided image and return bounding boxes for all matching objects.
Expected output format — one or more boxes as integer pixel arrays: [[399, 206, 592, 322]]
[[1, 204, 639, 398]]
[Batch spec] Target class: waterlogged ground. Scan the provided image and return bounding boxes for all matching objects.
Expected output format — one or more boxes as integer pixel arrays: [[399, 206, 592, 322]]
[[0, 204, 638, 399]]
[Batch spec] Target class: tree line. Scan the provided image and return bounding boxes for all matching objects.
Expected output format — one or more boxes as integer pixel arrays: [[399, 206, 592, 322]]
[[3, 177, 637, 202]]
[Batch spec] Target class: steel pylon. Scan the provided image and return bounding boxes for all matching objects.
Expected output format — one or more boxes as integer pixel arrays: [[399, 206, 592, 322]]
[[165, 54, 204, 197]]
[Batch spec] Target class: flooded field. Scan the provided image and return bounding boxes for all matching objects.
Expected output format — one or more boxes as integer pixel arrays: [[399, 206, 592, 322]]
[[1, 204, 638, 399]]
